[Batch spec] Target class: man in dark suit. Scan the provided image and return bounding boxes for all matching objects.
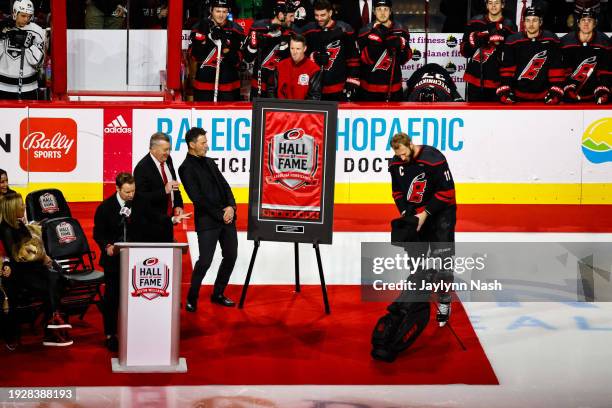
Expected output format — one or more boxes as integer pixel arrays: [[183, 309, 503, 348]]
[[93, 172, 136, 352], [179, 127, 238, 311], [502, 0, 548, 30], [133, 132, 185, 243], [94, 172, 190, 351], [338, 0, 373, 33]]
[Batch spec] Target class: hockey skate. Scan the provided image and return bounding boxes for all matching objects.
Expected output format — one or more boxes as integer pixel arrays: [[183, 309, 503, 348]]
[[436, 302, 451, 327]]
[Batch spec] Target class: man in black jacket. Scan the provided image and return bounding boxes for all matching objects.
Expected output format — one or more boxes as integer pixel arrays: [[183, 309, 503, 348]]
[[93, 172, 190, 351], [133, 132, 184, 243], [179, 127, 238, 311]]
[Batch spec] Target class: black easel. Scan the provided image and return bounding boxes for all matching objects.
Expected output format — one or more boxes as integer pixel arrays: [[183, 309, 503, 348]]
[[238, 239, 330, 314]]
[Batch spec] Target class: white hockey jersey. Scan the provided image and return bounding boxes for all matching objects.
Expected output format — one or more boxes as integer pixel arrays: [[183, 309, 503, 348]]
[[0, 21, 45, 93]]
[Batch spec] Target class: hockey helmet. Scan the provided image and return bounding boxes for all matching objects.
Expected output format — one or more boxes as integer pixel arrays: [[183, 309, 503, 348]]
[[285, 1, 297, 13], [210, 0, 230, 10], [12, 0, 34, 20], [524, 6, 543, 19], [577, 7, 597, 21], [273, 0, 289, 15], [374, 0, 392, 9]]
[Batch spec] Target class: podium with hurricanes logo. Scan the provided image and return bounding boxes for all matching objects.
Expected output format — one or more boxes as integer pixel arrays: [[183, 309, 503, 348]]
[[111, 242, 188, 373]]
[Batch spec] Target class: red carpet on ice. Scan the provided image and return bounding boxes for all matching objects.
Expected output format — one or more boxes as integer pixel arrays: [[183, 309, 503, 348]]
[[0, 202, 500, 387], [0, 284, 497, 386]]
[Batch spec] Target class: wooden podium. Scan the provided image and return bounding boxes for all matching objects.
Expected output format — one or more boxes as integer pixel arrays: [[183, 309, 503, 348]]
[[111, 242, 188, 373]]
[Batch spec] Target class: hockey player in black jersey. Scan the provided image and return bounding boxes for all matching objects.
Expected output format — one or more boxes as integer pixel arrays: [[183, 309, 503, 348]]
[[405, 63, 464, 102], [243, 1, 296, 100], [300, 0, 360, 101], [389, 132, 457, 327], [357, 0, 412, 102], [188, 0, 246, 101], [461, 0, 517, 101], [497, 7, 565, 104], [561, 8, 611, 104]]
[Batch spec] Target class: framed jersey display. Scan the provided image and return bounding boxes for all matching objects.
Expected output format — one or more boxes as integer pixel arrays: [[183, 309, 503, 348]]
[[247, 99, 337, 244]]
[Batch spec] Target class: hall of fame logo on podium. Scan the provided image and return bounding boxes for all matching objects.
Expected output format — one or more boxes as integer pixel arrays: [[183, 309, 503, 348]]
[[131, 257, 170, 300]]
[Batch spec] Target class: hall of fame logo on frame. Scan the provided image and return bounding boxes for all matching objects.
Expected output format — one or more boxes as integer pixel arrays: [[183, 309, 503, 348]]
[[248, 99, 338, 245]]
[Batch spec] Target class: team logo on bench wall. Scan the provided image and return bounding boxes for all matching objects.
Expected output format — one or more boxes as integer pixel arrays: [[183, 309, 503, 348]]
[[131, 257, 170, 300]]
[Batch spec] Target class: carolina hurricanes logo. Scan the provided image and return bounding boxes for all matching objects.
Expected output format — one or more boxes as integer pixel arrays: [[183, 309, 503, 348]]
[[372, 49, 393, 71], [266, 128, 319, 190], [322, 40, 341, 70], [407, 173, 427, 203], [472, 46, 496, 63], [261, 44, 282, 70], [143, 257, 158, 266], [200, 48, 220, 68], [571, 56, 597, 85], [518, 50, 547, 80]]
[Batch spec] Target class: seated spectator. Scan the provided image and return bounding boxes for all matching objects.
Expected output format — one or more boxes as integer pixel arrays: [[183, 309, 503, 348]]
[[0, 192, 73, 347], [405, 63, 464, 102], [268, 33, 322, 99], [130, 0, 168, 29], [85, 1, 127, 29], [0, 0, 45, 100], [0, 168, 15, 196], [0, 231, 18, 351], [561, 8, 610, 104]]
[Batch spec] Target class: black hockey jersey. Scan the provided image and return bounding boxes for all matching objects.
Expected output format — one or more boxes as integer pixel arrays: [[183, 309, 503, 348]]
[[243, 19, 295, 95], [389, 145, 456, 217], [460, 15, 516, 90], [300, 20, 360, 95], [561, 31, 611, 101], [499, 30, 565, 100], [357, 22, 412, 96], [189, 18, 245, 93], [405, 63, 463, 102]]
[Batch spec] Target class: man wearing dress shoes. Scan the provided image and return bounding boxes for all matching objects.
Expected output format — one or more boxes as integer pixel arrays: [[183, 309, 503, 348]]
[[179, 127, 239, 312], [210, 294, 235, 307]]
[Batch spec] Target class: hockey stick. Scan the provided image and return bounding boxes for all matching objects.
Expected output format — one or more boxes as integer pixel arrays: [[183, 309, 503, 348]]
[[433, 301, 467, 351], [18, 42, 26, 100], [424, 0, 430, 65], [479, 46, 484, 95], [255, 33, 263, 98], [213, 38, 222, 102], [126, 0, 131, 86], [386, 47, 396, 102]]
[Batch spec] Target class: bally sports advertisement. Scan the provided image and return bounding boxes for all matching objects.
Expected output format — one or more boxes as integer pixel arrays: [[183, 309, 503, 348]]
[[247, 99, 338, 245]]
